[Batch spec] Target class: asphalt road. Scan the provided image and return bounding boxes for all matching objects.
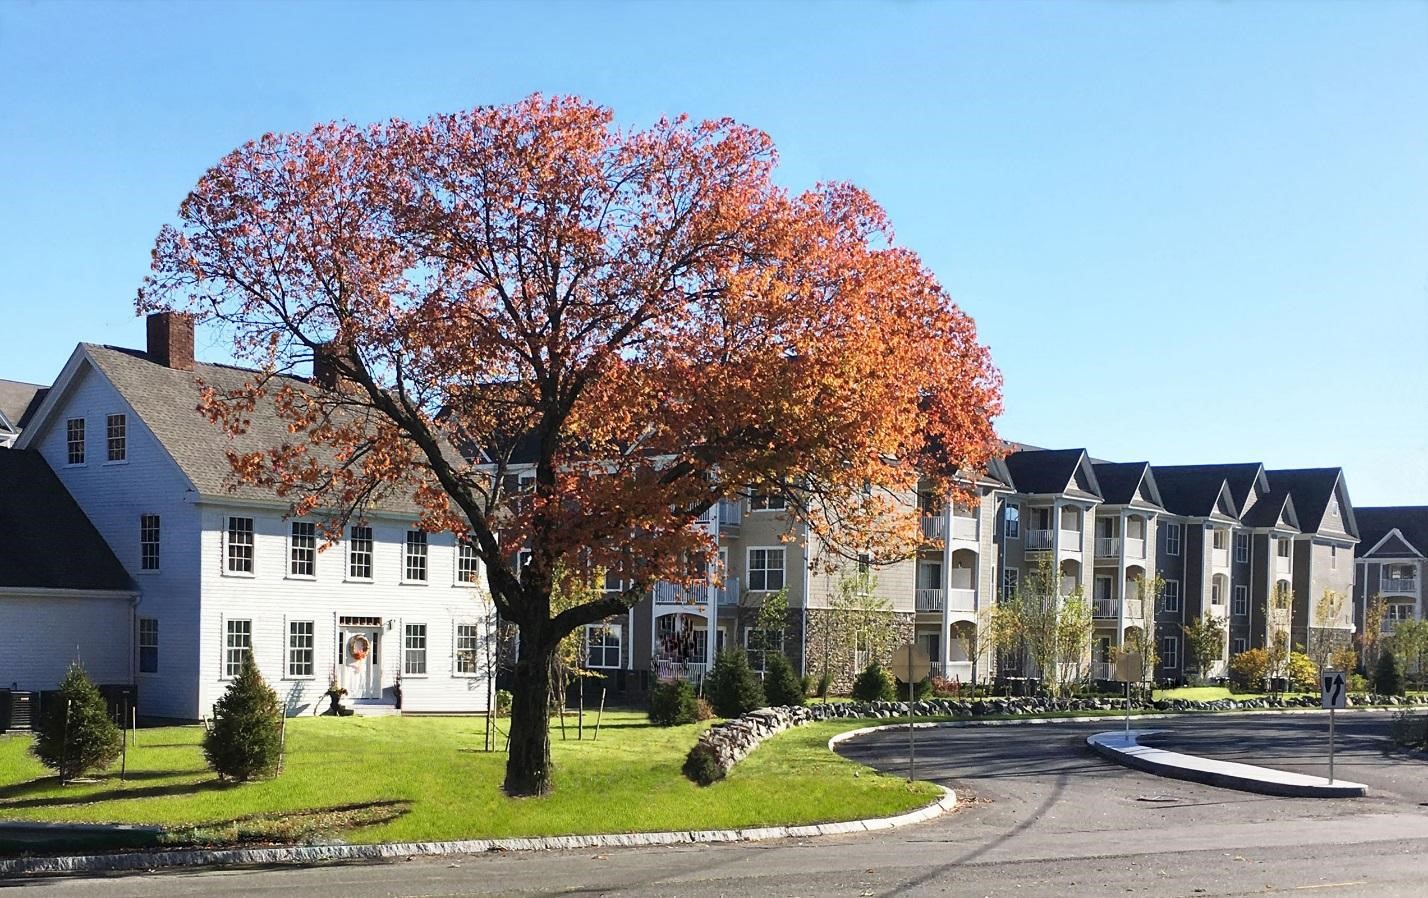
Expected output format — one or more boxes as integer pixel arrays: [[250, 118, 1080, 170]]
[[6, 711, 1428, 897]]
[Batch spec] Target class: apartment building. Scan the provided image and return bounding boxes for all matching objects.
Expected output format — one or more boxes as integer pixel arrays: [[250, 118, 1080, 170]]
[[1354, 507, 1427, 637]]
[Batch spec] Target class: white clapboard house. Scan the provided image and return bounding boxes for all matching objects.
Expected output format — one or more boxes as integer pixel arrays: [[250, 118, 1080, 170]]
[[11, 313, 495, 719]]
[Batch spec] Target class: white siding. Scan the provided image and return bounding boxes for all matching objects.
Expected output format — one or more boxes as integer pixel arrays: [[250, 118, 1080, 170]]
[[0, 592, 132, 690]]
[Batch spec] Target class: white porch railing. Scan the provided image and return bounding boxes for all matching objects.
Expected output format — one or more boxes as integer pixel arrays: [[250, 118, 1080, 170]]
[[920, 515, 946, 541], [916, 588, 944, 612], [1092, 661, 1114, 681], [655, 660, 708, 681], [653, 581, 708, 605], [1027, 529, 1053, 550], [1095, 537, 1121, 558], [715, 576, 741, 605], [1060, 529, 1083, 550], [947, 587, 976, 612], [1382, 577, 1418, 594], [718, 498, 742, 530], [1125, 537, 1147, 559], [938, 661, 973, 682], [1092, 599, 1117, 618], [1124, 598, 1143, 621], [952, 515, 978, 541]]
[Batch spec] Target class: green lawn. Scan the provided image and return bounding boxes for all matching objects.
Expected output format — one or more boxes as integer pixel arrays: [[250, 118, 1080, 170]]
[[0, 713, 938, 848], [1151, 686, 1246, 702]]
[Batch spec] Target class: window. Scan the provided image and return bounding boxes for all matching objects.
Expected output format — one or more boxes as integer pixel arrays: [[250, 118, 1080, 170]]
[[1161, 579, 1181, 614], [1161, 635, 1179, 669], [1330, 545, 1338, 570], [403, 623, 427, 674], [1164, 522, 1181, 556], [1276, 537, 1291, 559], [225, 516, 254, 574], [455, 623, 482, 674], [749, 490, 786, 512], [65, 418, 85, 464], [747, 548, 785, 592], [1232, 637, 1248, 655], [1093, 576, 1113, 602], [1386, 603, 1414, 629], [1004, 503, 1021, 539], [105, 413, 126, 461], [139, 514, 160, 571], [290, 521, 316, 577], [138, 618, 158, 673], [602, 567, 624, 593], [857, 552, 871, 576], [287, 620, 315, 677], [1001, 567, 1019, 599], [224, 619, 252, 677], [1235, 532, 1249, 564], [456, 536, 480, 584], [1211, 580, 1224, 605], [853, 630, 870, 671], [516, 548, 533, 581], [1233, 585, 1249, 616], [1212, 528, 1228, 551], [585, 624, 621, 669], [404, 530, 428, 582], [348, 525, 373, 580], [746, 627, 783, 673]]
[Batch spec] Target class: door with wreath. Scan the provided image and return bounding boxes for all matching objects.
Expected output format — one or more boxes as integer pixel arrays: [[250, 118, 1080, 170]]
[[340, 626, 383, 699]]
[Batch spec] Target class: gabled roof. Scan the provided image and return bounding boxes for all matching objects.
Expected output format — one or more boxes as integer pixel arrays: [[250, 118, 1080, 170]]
[[0, 379, 47, 433], [1003, 448, 1101, 500], [1265, 468, 1358, 539], [1355, 507, 1428, 559], [0, 449, 132, 591], [1091, 462, 1163, 510], [1150, 465, 1240, 519], [1240, 487, 1300, 532]]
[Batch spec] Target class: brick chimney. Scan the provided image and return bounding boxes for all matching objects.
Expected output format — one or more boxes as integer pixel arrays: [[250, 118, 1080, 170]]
[[312, 342, 346, 390], [146, 312, 195, 371]]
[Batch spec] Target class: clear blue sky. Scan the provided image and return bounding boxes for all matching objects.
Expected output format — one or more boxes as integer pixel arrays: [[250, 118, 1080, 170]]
[[2, 1, 1424, 505]]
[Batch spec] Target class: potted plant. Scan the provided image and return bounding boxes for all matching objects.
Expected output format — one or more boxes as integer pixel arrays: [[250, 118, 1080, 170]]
[[323, 676, 349, 716]]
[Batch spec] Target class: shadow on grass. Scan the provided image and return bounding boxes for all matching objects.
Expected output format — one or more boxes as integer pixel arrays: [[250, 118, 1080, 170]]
[[162, 799, 412, 848], [0, 769, 208, 803], [0, 778, 233, 811]]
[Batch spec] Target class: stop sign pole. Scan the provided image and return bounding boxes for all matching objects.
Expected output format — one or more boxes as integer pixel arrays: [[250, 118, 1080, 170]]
[[891, 643, 930, 783], [1321, 670, 1346, 784]]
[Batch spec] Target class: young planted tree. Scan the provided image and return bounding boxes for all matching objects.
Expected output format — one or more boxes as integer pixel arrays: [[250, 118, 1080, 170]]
[[1388, 619, 1428, 690], [1054, 589, 1094, 693], [138, 96, 1002, 795], [814, 569, 899, 694], [1008, 552, 1071, 694], [205, 653, 284, 781], [1181, 615, 1227, 685], [1308, 589, 1349, 673], [32, 664, 122, 782], [1357, 593, 1389, 672], [1267, 583, 1294, 687]]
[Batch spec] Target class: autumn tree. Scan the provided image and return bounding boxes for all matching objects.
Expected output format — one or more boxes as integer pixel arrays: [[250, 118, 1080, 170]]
[[1181, 615, 1226, 685], [137, 95, 1000, 796], [1357, 593, 1389, 672], [1307, 589, 1349, 673]]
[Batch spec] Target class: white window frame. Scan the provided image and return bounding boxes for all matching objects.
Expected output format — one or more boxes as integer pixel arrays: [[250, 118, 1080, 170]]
[[746, 547, 786, 592], [1235, 532, 1249, 564], [1004, 503, 1020, 540], [1212, 528, 1228, 551], [1093, 575, 1113, 602], [65, 417, 85, 465], [105, 413, 127, 463], [584, 623, 622, 670], [454, 622, 482, 676], [286, 620, 316, 679], [403, 530, 429, 584], [1276, 537, 1291, 559], [403, 623, 428, 675], [139, 513, 160, 572], [1161, 635, 1179, 670], [289, 521, 317, 579], [1001, 567, 1019, 599], [347, 525, 373, 581], [455, 535, 481, 586], [1233, 585, 1249, 616], [1232, 637, 1248, 656], [1211, 579, 1224, 606], [223, 618, 252, 678], [1161, 579, 1181, 614], [1330, 545, 1338, 570], [516, 548, 533, 581], [224, 516, 255, 576], [138, 617, 158, 674], [1164, 522, 1181, 556]]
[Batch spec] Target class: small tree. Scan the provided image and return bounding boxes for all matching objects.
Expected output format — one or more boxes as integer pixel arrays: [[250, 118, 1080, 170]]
[[852, 662, 896, 702], [1374, 650, 1404, 696], [1389, 619, 1428, 689], [1268, 582, 1294, 684], [1308, 589, 1348, 673], [205, 652, 283, 781], [706, 650, 765, 718], [762, 653, 805, 707], [1287, 651, 1318, 692], [1358, 594, 1389, 671], [1010, 552, 1065, 694], [649, 679, 698, 726], [1229, 648, 1271, 693], [1181, 615, 1226, 684], [32, 663, 122, 782], [814, 569, 897, 694], [1054, 588, 1093, 693], [1330, 645, 1358, 676]]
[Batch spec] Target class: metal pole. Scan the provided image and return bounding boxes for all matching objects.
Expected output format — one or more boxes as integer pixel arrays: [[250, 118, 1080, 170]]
[[907, 676, 916, 783], [1328, 706, 1336, 785], [1125, 680, 1131, 736]]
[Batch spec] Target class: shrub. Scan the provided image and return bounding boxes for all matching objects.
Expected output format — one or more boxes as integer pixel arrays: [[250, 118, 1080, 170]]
[[706, 650, 765, 718], [1287, 652, 1317, 692], [894, 676, 934, 701], [1349, 673, 1370, 693], [929, 675, 961, 697], [800, 674, 815, 697], [1229, 648, 1271, 692], [852, 663, 896, 702], [32, 663, 122, 781], [204, 652, 283, 781], [1330, 645, 1358, 675], [1375, 651, 1405, 696], [682, 742, 723, 786], [648, 679, 698, 726], [495, 690, 513, 717], [763, 653, 805, 707], [816, 669, 832, 699], [694, 697, 715, 721], [1389, 711, 1427, 748]]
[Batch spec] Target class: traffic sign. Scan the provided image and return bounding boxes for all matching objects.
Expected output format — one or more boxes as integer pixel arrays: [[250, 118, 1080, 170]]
[[1114, 654, 1144, 684], [890, 643, 930, 684], [1321, 670, 1347, 710]]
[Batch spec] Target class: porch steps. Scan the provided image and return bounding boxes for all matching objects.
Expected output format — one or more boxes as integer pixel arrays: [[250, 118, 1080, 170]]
[[350, 700, 401, 718]]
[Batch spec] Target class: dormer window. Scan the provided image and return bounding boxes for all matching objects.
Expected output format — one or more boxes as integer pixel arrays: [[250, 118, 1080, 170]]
[[106, 414, 126, 462], [1212, 529, 1228, 551], [65, 418, 85, 465], [1277, 537, 1291, 559]]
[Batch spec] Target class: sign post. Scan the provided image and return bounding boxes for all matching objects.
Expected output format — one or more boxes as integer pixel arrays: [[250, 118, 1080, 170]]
[[1321, 669, 1346, 784], [1115, 654, 1145, 737], [891, 643, 931, 783]]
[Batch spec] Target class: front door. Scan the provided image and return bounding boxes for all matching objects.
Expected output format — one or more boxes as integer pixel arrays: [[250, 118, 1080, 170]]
[[340, 627, 382, 699]]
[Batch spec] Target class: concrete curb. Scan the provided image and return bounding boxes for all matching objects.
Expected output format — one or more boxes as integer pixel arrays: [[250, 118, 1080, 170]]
[[0, 785, 956, 877], [1086, 731, 1368, 798]]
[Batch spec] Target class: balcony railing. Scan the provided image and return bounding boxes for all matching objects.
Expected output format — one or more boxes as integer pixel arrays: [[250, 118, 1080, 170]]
[[1124, 598, 1143, 621], [916, 588, 944, 612], [653, 581, 709, 605], [1382, 577, 1419, 594], [948, 587, 976, 612], [715, 576, 741, 605], [1093, 598, 1117, 618], [1274, 555, 1292, 574], [1027, 529, 1053, 550], [951, 515, 978, 541], [937, 661, 973, 682], [655, 660, 708, 681], [920, 515, 946, 541], [1060, 529, 1083, 550], [1126, 536, 1147, 559], [1095, 537, 1121, 558], [1212, 547, 1230, 567], [1092, 661, 1114, 681], [718, 498, 742, 531]]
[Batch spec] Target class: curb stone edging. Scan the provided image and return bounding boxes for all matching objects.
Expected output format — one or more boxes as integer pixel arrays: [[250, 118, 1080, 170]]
[[0, 786, 957, 878]]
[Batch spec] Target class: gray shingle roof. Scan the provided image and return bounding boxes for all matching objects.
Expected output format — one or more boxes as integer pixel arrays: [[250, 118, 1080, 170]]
[[1091, 462, 1158, 507], [1356, 507, 1428, 559], [0, 379, 46, 431], [0, 449, 132, 591], [1003, 448, 1098, 497], [1146, 465, 1234, 518], [1264, 468, 1356, 538]]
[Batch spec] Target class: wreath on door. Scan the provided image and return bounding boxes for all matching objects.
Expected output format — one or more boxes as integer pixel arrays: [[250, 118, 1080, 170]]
[[348, 634, 371, 661]]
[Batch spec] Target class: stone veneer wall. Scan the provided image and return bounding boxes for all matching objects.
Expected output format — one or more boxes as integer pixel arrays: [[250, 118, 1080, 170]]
[[802, 610, 915, 694]]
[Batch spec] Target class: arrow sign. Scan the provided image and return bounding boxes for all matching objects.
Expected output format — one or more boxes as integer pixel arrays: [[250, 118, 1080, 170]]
[[1321, 670, 1347, 710]]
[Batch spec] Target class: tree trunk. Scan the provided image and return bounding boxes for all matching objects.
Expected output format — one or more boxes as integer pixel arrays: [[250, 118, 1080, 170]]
[[504, 634, 556, 797]]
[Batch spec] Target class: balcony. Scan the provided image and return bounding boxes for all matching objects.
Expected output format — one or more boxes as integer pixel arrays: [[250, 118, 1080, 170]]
[[715, 576, 741, 606], [1212, 547, 1230, 568], [1093, 598, 1117, 618], [1125, 537, 1146, 559], [951, 515, 978, 541], [1092, 661, 1114, 681], [915, 588, 944, 612], [1382, 577, 1419, 595], [937, 661, 973, 682], [920, 514, 946, 541], [1095, 537, 1121, 559], [1274, 555, 1291, 575], [1124, 598, 1143, 621], [1060, 529, 1083, 551], [947, 587, 976, 612], [1027, 529, 1054, 550], [717, 498, 742, 531], [653, 581, 709, 606]]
